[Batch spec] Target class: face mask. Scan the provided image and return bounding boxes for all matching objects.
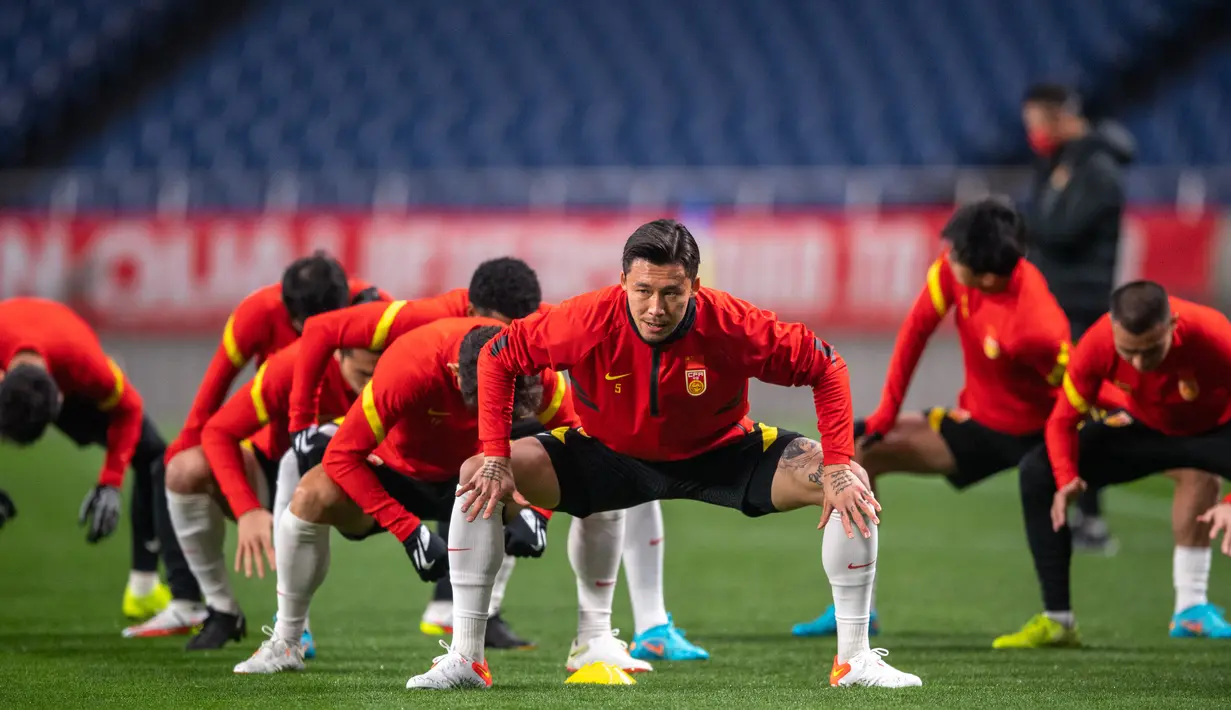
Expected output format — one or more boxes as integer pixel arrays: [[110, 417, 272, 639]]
[[1028, 128, 1060, 157]]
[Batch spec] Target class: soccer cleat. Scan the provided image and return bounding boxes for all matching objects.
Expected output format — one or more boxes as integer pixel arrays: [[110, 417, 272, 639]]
[[485, 613, 534, 650], [185, 607, 247, 651], [271, 614, 317, 659], [791, 604, 881, 638], [122, 581, 172, 621], [630, 613, 709, 661], [1169, 604, 1231, 639], [992, 613, 1081, 649], [406, 640, 493, 690], [233, 626, 305, 674], [566, 630, 653, 674], [122, 601, 207, 638], [829, 649, 922, 688], [420, 600, 453, 636]]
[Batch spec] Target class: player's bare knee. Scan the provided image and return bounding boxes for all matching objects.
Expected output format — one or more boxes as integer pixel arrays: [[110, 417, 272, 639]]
[[290, 465, 344, 523], [509, 436, 560, 507], [165, 447, 212, 494]]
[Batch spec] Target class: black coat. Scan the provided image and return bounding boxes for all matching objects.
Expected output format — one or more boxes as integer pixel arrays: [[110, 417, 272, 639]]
[[1025, 122, 1135, 337]]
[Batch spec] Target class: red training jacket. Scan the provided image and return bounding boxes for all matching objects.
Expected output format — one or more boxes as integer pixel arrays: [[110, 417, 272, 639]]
[[478, 285, 853, 465], [0, 298, 143, 487]]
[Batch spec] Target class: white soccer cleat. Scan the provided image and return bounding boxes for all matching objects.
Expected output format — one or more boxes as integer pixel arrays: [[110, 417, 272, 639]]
[[566, 630, 654, 674], [406, 640, 493, 690], [233, 626, 306, 674], [121, 601, 207, 638], [829, 648, 922, 688]]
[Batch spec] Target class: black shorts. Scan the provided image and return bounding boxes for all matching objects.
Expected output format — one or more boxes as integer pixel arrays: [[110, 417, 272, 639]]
[[54, 395, 166, 469], [923, 407, 1044, 489], [1019, 408, 1231, 491], [342, 466, 457, 541], [537, 422, 802, 518]]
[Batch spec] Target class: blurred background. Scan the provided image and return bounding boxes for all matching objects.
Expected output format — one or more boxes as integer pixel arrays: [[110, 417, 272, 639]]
[[0, 0, 1229, 421]]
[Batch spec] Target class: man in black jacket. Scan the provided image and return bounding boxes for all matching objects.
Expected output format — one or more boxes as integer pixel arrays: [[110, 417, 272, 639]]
[[1021, 83, 1135, 553]]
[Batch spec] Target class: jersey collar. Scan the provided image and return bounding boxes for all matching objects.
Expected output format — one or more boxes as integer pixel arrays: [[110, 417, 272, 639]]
[[624, 295, 697, 347]]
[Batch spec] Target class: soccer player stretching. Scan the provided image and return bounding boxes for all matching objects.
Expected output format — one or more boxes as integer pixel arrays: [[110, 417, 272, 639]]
[[996, 281, 1231, 647], [408, 219, 920, 690], [792, 199, 1223, 639]]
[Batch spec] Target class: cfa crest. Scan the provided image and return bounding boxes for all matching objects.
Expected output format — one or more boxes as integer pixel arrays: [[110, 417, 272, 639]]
[[1179, 378, 1199, 402], [983, 335, 1000, 360], [685, 367, 707, 396]]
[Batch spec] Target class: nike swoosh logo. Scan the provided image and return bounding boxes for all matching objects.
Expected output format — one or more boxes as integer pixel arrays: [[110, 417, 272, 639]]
[[447, 547, 472, 552], [427, 409, 451, 416], [848, 560, 875, 569], [604, 373, 631, 381], [596, 580, 616, 587], [648, 537, 663, 546]]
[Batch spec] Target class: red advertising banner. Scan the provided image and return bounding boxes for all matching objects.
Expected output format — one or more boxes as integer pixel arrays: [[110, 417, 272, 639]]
[[0, 210, 1217, 333]]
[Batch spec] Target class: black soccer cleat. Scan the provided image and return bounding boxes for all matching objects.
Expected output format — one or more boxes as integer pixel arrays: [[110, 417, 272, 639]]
[[185, 607, 247, 651], [485, 613, 535, 650]]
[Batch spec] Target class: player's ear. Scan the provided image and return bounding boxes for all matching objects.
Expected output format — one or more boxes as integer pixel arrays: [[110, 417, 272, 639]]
[[619, 271, 628, 289], [446, 362, 461, 387], [332, 350, 343, 363], [691, 276, 701, 293]]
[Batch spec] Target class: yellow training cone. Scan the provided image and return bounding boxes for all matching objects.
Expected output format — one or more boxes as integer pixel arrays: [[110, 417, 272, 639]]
[[565, 662, 637, 685]]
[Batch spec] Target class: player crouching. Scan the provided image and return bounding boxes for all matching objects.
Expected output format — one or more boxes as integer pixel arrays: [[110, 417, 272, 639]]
[[233, 318, 569, 674]]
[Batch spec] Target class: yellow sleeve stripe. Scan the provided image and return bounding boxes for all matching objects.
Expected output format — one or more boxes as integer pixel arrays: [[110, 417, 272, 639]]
[[361, 381, 386, 443], [250, 363, 270, 426], [98, 359, 125, 412], [536, 372, 568, 424], [369, 300, 408, 351], [925, 259, 948, 317], [1061, 372, 1090, 414], [1046, 342, 1070, 386], [222, 315, 245, 368]]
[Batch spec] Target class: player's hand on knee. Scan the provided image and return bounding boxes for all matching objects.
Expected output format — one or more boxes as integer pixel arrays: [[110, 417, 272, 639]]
[[1197, 502, 1231, 557], [818, 460, 874, 530], [235, 509, 277, 579], [0, 488, 15, 529], [1051, 479, 1087, 532], [504, 507, 548, 558], [403, 523, 449, 582], [78, 484, 121, 543], [821, 464, 880, 539], [458, 455, 515, 522]]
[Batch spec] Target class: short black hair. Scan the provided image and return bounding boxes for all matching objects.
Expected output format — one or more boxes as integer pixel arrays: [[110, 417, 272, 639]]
[[1110, 281, 1171, 335], [942, 198, 1025, 276], [622, 219, 701, 279], [281, 251, 350, 323], [350, 285, 384, 306], [457, 325, 542, 418], [1022, 83, 1082, 115], [0, 364, 61, 444], [469, 258, 542, 320]]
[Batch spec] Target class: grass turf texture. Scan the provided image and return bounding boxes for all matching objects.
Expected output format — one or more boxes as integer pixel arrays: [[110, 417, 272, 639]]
[[1, 430, 1229, 709]]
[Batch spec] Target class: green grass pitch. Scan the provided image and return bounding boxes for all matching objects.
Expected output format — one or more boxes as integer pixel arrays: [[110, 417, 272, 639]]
[[1, 428, 1229, 708]]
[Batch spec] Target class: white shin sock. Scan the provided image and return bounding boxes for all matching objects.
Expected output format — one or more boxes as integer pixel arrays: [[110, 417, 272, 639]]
[[487, 555, 516, 617], [822, 511, 876, 664], [1174, 545, 1211, 614], [447, 495, 505, 662], [622, 501, 669, 634], [272, 510, 331, 642], [569, 509, 626, 642], [166, 491, 238, 615]]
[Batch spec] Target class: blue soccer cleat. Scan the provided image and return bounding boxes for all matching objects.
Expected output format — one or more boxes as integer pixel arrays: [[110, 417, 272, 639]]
[[1169, 604, 1231, 639], [792, 604, 880, 638], [271, 614, 317, 659], [630, 614, 710, 661]]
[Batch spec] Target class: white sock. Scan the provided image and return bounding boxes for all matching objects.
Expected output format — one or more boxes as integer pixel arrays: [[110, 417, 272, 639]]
[[569, 509, 626, 642], [1174, 545, 1211, 614], [622, 501, 669, 634], [166, 491, 239, 615], [822, 511, 875, 664], [272, 449, 301, 537], [1044, 610, 1075, 628], [272, 511, 331, 643], [487, 555, 516, 617], [127, 570, 159, 597], [447, 495, 505, 662]]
